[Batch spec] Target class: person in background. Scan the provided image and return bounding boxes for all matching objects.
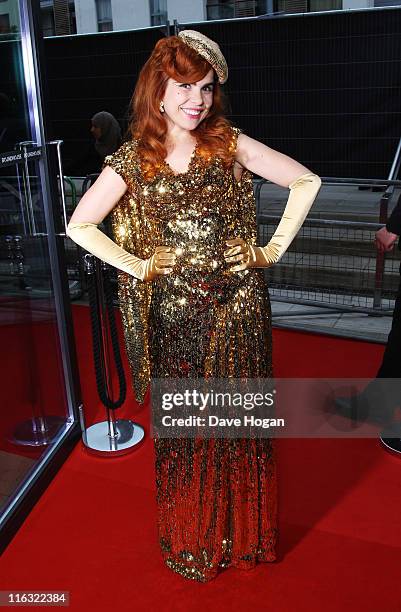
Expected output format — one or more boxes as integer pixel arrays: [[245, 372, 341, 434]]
[[65, 111, 122, 176], [90, 111, 122, 161], [335, 192, 401, 431]]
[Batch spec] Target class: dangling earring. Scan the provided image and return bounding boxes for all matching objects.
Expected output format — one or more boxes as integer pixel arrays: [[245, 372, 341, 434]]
[[159, 100, 165, 113]]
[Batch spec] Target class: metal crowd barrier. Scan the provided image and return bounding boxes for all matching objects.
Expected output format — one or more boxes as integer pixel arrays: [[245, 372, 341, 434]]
[[67, 174, 401, 314], [0, 173, 82, 297], [3, 172, 401, 315], [255, 177, 401, 314]]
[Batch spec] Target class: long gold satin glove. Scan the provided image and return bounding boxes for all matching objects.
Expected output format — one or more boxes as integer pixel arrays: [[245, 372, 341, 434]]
[[66, 222, 176, 281], [225, 172, 322, 271]]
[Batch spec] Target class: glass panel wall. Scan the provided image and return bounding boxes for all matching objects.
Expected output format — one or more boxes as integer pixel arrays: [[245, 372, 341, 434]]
[[0, 0, 78, 535]]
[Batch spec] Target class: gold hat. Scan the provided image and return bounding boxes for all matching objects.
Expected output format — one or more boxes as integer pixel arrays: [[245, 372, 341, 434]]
[[178, 29, 228, 85]]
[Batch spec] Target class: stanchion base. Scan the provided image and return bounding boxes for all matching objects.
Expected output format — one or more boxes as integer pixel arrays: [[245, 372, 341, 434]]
[[9, 416, 66, 447], [380, 436, 401, 455], [83, 418, 145, 456], [380, 421, 401, 456]]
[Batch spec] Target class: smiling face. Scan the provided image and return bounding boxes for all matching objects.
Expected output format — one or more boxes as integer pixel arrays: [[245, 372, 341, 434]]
[[161, 68, 215, 134]]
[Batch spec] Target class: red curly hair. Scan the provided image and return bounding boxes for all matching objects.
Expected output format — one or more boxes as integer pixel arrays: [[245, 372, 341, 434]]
[[127, 35, 235, 181]]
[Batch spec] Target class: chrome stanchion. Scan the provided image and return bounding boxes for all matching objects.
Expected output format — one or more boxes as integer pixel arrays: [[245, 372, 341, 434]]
[[8, 238, 65, 446], [80, 254, 145, 456]]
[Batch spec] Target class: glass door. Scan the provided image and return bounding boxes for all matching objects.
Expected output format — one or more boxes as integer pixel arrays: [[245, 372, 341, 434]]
[[0, 0, 81, 540]]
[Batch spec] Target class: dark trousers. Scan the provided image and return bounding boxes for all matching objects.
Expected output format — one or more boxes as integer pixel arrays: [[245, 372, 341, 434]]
[[335, 264, 401, 423], [377, 262, 401, 378]]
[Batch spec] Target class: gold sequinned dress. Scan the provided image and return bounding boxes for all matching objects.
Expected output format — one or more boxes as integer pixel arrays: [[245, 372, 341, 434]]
[[102, 126, 278, 582]]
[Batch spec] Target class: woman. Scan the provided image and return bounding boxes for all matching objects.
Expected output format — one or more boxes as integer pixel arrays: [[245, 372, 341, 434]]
[[90, 111, 122, 160], [66, 31, 321, 582], [65, 111, 121, 176]]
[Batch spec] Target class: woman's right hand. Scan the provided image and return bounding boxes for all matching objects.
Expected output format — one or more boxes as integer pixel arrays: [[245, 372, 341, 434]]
[[143, 246, 177, 282]]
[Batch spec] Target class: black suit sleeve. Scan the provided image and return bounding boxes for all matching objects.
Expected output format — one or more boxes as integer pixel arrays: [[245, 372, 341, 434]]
[[386, 191, 401, 235]]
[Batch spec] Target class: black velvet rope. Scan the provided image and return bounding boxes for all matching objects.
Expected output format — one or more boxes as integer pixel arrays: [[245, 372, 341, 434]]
[[87, 264, 126, 409]]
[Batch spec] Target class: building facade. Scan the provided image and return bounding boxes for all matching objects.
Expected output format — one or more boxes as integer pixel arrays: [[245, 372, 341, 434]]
[[0, 0, 399, 36]]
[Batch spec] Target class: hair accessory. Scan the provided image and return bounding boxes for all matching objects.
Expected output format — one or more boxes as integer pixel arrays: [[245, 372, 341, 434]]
[[178, 29, 228, 84]]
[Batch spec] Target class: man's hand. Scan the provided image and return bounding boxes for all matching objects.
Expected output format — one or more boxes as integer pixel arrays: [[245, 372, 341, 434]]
[[224, 238, 273, 272], [375, 227, 398, 253], [143, 246, 177, 281]]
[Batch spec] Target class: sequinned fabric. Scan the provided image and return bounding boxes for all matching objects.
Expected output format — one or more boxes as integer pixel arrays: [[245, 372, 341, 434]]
[[102, 127, 278, 582]]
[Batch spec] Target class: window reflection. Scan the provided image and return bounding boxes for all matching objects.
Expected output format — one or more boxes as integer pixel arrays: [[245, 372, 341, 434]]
[[150, 0, 167, 26], [95, 0, 113, 32]]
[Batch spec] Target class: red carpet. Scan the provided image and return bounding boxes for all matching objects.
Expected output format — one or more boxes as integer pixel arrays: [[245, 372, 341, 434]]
[[1, 305, 400, 611], [0, 297, 69, 457]]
